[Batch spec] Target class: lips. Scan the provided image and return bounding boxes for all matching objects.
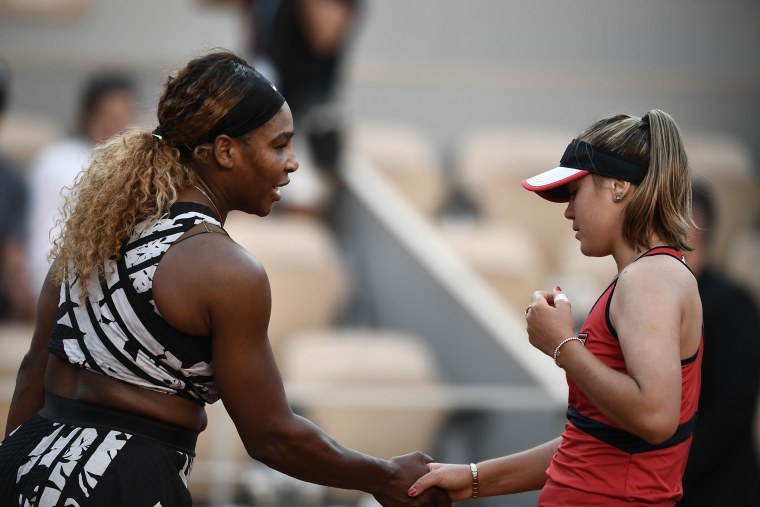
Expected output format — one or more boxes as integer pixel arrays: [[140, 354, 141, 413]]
[[272, 180, 289, 200]]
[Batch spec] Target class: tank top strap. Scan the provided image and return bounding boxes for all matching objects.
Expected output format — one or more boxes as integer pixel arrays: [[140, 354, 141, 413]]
[[172, 221, 229, 246], [640, 245, 685, 262]]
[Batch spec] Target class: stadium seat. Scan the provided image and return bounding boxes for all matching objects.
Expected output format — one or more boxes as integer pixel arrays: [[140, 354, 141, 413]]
[[349, 122, 449, 217]]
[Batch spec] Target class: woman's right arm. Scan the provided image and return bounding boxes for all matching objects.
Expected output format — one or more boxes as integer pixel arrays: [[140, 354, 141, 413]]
[[409, 437, 561, 502], [5, 265, 60, 437], [204, 242, 446, 506]]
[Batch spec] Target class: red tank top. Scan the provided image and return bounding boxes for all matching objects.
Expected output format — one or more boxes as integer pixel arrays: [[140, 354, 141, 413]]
[[540, 247, 703, 506]]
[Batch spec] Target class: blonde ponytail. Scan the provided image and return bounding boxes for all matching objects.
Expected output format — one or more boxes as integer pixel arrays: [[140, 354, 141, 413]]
[[51, 130, 196, 298]]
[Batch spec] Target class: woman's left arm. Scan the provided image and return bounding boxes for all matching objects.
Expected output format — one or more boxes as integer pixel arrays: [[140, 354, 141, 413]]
[[5, 265, 60, 437], [528, 258, 693, 444]]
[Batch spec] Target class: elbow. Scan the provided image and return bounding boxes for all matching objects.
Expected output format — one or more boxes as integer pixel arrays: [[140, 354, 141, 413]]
[[15, 350, 46, 385], [241, 428, 280, 463], [635, 413, 680, 446], [240, 416, 304, 464]]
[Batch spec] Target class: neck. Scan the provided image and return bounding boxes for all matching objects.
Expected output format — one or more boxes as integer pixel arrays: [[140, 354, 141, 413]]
[[612, 235, 665, 273], [192, 177, 226, 224], [614, 247, 644, 274]]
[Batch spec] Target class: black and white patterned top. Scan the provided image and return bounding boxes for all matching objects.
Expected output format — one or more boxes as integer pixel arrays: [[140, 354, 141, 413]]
[[49, 202, 222, 405]]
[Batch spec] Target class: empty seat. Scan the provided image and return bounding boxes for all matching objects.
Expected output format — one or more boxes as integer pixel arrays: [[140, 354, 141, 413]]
[[279, 327, 446, 503], [441, 219, 547, 310], [279, 328, 445, 461], [349, 122, 449, 217], [455, 127, 576, 271]]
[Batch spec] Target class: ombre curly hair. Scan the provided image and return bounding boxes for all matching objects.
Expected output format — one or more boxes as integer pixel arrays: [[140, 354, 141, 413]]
[[51, 50, 261, 299]]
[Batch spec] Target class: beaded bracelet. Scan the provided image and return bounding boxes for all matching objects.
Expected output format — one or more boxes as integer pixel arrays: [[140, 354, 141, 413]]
[[470, 462, 479, 498], [553, 336, 586, 367]]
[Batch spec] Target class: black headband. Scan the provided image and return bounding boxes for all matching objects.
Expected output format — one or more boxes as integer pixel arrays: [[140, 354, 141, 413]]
[[152, 71, 285, 146], [196, 73, 285, 146], [562, 139, 649, 184]]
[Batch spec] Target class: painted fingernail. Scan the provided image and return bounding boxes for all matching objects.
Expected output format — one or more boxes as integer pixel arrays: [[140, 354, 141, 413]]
[[408, 488, 417, 497], [555, 285, 562, 291]]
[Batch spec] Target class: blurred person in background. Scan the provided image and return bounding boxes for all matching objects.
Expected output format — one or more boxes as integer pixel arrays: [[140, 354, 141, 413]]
[[26, 71, 136, 298], [240, 0, 362, 216], [409, 111, 702, 506], [0, 59, 34, 322], [678, 181, 760, 506], [0, 51, 448, 507]]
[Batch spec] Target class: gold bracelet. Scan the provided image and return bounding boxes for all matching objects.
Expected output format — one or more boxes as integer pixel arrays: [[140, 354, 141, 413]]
[[553, 336, 586, 368], [469, 462, 479, 498]]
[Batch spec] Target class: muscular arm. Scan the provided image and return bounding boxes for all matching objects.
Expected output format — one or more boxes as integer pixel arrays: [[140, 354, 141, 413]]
[[1, 239, 35, 321], [211, 248, 394, 491], [5, 265, 59, 436], [154, 234, 445, 506]]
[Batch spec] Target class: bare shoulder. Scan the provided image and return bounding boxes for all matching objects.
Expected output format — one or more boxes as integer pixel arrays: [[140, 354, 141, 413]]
[[153, 230, 271, 335], [618, 253, 696, 290], [165, 227, 258, 268], [614, 253, 698, 311]]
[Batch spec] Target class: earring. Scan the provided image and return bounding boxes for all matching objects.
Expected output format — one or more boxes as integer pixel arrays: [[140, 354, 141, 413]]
[[615, 192, 623, 202]]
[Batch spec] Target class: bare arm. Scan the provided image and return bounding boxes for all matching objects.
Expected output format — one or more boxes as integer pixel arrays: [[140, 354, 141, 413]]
[[409, 437, 561, 501], [5, 265, 59, 436], [528, 257, 699, 444], [156, 235, 447, 506], [1, 239, 35, 321]]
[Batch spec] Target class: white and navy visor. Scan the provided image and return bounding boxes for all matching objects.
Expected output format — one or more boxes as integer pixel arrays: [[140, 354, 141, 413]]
[[522, 139, 649, 202]]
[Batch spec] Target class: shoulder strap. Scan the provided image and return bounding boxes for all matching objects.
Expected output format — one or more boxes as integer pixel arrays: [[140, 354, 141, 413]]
[[173, 221, 229, 245], [641, 246, 686, 263]]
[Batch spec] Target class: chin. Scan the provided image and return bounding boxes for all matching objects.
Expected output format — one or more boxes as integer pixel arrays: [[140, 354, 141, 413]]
[[253, 204, 274, 217], [579, 241, 599, 257]]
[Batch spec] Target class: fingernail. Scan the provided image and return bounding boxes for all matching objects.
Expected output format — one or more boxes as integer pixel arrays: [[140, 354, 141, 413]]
[[555, 285, 562, 291], [408, 488, 417, 497]]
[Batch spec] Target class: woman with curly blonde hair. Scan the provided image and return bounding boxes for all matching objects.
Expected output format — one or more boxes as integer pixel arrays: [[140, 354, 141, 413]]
[[0, 51, 447, 507]]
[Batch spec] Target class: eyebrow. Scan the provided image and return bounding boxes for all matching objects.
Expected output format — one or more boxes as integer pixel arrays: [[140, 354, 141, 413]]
[[271, 131, 295, 144]]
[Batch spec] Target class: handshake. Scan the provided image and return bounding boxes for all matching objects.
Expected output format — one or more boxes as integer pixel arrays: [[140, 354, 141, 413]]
[[373, 452, 474, 507]]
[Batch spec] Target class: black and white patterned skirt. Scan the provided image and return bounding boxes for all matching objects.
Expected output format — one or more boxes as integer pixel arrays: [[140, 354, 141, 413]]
[[0, 393, 198, 506]]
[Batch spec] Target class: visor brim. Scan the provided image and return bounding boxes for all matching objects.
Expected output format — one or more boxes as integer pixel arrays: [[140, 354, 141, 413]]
[[521, 166, 589, 203]]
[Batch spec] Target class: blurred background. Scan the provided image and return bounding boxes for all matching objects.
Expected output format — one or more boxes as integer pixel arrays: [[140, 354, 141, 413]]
[[1, 1, 759, 506]]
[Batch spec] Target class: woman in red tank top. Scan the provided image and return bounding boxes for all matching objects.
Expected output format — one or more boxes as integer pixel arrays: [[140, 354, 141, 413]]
[[409, 110, 702, 506]]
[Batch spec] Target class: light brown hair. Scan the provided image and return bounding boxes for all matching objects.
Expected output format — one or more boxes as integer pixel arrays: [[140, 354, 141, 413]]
[[578, 109, 693, 252]]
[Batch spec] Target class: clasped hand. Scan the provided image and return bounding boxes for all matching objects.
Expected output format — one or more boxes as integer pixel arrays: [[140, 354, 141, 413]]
[[373, 452, 451, 507]]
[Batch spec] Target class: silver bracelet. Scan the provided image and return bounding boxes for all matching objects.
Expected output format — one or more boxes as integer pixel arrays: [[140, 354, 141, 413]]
[[553, 336, 586, 367]]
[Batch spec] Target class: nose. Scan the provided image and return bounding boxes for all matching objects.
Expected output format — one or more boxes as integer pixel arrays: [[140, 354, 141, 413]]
[[564, 200, 574, 220], [287, 149, 299, 173]]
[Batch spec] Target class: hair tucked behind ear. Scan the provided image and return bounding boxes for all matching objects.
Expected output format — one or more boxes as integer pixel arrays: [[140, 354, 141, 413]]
[[578, 109, 693, 252], [51, 50, 261, 299]]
